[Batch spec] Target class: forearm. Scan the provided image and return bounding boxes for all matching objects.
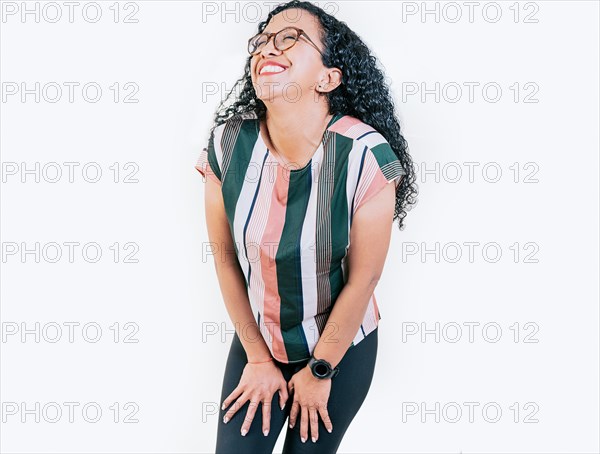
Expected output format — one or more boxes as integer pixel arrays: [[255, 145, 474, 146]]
[[213, 260, 272, 362], [312, 279, 378, 369]]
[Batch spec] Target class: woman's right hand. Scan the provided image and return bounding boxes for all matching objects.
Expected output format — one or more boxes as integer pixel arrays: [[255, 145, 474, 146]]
[[221, 360, 289, 437]]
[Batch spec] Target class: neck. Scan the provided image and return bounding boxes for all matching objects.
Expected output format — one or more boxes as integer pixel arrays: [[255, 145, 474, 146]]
[[263, 98, 333, 168]]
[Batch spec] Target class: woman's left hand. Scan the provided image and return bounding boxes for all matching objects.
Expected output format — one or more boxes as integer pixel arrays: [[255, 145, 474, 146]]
[[287, 365, 334, 443]]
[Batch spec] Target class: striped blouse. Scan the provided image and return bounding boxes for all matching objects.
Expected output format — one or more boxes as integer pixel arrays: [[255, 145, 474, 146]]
[[195, 110, 406, 363]]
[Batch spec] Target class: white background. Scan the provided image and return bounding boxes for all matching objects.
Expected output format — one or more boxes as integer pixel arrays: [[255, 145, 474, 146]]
[[1, 1, 598, 453]]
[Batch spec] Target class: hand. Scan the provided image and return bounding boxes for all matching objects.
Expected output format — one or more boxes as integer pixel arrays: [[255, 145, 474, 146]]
[[287, 365, 334, 443], [221, 360, 289, 437]]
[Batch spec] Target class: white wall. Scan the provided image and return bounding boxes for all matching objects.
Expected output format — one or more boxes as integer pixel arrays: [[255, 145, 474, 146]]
[[1, 1, 598, 453]]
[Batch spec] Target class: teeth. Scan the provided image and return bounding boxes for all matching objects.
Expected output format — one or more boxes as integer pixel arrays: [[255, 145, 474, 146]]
[[260, 65, 286, 75]]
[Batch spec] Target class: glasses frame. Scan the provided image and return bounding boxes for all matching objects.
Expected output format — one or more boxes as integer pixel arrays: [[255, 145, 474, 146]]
[[247, 26, 324, 57]]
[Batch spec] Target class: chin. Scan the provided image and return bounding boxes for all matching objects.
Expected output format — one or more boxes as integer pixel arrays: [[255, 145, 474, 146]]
[[253, 84, 286, 103]]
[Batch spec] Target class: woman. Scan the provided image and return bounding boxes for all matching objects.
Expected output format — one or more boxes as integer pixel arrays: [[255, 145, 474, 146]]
[[195, 1, 417, 452]]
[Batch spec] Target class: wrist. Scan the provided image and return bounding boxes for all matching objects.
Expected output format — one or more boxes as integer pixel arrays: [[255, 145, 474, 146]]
[[307, 354, 339, 379], [247, 356, 273, 364], [245, 343, 273, 364]]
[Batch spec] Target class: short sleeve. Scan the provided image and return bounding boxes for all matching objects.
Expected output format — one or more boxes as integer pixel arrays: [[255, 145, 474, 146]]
[[352, 141, 406, 215], [194, 127, 222, 185]]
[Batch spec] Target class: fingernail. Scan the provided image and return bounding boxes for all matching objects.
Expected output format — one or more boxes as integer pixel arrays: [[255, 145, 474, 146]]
[[312, 436, 317, 443], [289, 423, 293, 428], [241, 429, 248, 436], [221, 403, 226, 410], [223, 416, 229, 424], [301, 436, 306, 443], [264, 429, 269, 436], [327, 427, 332, 433], [280, 403, 285, 410]]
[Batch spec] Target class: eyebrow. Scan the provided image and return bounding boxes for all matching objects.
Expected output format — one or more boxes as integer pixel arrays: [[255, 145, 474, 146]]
[[261, 26, 288, 34]]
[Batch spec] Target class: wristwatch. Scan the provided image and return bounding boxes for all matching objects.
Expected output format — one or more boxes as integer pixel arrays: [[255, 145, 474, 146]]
[[307, 355, 339, 379]]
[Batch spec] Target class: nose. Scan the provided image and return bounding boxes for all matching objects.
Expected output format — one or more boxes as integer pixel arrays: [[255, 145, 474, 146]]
[[259, 35, 282, 57]]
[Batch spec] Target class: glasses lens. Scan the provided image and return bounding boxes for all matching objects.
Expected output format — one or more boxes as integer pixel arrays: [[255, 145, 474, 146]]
[[248, 28, 299, 54], [274, 28, 299, 51], [248, 33, 267, 54]]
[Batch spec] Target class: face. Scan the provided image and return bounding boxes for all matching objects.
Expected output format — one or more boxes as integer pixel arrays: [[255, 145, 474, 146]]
[[250, 9, 331, 104]]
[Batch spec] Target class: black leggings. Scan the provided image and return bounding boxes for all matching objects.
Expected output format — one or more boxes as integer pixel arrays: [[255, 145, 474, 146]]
[[215, 328, 378, 454]]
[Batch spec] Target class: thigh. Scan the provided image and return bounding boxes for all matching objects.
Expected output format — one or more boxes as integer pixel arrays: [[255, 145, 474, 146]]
[[215, 332, 289, 454], [281, 328, 379, 454]]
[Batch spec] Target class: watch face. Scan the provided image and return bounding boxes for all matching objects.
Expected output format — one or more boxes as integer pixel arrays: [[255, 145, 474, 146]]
[[314, 362, 329, 377]]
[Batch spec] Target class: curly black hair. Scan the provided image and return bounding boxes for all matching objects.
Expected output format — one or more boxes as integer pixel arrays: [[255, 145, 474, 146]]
[[208, 0, 418, 230]]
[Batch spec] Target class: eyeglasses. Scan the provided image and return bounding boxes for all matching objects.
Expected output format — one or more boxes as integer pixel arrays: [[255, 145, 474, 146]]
[[247, 26, 324, 56]]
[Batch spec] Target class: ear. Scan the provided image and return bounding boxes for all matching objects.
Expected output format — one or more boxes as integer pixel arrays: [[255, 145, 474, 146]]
[[318, 68, 343, 92]]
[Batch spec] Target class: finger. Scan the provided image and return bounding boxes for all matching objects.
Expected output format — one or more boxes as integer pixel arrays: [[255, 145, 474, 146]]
[[309, 403, 319, 443], [279, 381, 289, 410], [221, 385, 243, 411], [289, 400, 299, 429], [262, 399, 272, 437], [318, 403, 333, 434], [223, 392, 248, 424], [240, 398, 260, 437], [300, 404, 309, 443]]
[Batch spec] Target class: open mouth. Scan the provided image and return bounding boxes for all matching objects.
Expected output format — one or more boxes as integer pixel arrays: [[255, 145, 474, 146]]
[[259, 65, 288, 76]]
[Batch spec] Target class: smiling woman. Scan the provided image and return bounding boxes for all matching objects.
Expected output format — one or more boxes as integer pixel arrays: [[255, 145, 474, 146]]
[[195, 1, 418, 452]]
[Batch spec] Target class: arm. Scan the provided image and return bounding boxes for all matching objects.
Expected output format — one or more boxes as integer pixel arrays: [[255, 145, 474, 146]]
[[286, 176, 400, 441], [204, 173, 290, 437], [204, 175, 272, 362], [311, 178, 400, 369]]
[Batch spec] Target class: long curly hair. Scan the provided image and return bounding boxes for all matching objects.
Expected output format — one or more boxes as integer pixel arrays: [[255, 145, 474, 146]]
[[209, 0, 418, 230]]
